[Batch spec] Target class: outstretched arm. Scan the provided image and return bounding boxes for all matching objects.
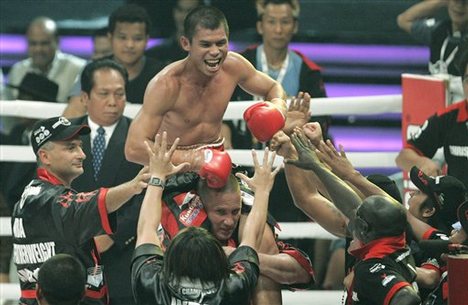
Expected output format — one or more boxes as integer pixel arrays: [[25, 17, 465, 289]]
[[271, 131, 347, 237], [236, 148, 282, 250], [286, 129, 361, 223], [104, 166, 149, 213], [316, 140, 391, 200], [135, 132, 189, 247]]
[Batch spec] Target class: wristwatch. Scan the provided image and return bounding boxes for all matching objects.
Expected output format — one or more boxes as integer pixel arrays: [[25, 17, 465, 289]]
[[148, 176, 165, 189]]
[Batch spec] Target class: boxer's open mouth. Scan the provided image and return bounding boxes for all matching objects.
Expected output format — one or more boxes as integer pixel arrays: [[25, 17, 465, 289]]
[[205, 59, 221, 68]]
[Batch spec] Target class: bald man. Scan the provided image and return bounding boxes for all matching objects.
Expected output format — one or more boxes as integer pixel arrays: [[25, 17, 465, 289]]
[[6, 16, 85, 105]]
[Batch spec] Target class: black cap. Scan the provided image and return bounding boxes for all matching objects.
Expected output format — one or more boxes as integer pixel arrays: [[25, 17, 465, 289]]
[[31, 116, 90, 154], [410, 166, 467, 228], [7, 72, 58, 102]]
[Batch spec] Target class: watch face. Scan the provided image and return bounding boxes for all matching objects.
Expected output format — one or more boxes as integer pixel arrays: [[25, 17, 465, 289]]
[[149, 177, 164, 188]]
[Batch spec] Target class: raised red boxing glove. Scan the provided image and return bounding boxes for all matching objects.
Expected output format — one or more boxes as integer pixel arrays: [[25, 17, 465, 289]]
[[243, 102, 285, 142], [198, 149, 232, 188]]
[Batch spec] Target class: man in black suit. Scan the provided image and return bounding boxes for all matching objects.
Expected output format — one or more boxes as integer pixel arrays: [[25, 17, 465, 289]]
[[71, 59, 142, 305]]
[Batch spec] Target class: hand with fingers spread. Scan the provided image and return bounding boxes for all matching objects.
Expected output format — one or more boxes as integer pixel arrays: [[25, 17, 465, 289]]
[[302, 121, 323, 147], [236, 148, 282, 250], [285, 127, 322, 170], [315, 140, 358, 180], [236, 148, 282, 194], [270, 130, 297, 159], [144, 131, 190, 181], [283, 91, 311, 135]]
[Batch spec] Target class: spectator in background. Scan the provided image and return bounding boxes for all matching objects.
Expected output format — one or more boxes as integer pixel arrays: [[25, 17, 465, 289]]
[[6, 17, 85, 105], [229, 0, 328, 148], [65, 4, 164, 117], [395, 42, 468, 188], [397, 0, 468, 102], [146, 0, 202, 66], [4, 17, 85, 133], [70, 59, 142, 305], [36, 254, 86, 305], [91, 27, 113, 60]]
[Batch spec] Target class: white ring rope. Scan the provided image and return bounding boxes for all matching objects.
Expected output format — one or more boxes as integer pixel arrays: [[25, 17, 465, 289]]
[[1, 145, 398, 168], [0, 94, 401, 119]]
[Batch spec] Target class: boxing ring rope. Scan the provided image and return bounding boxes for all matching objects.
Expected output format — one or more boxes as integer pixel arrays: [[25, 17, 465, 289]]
[[0, 95, 401, 304]]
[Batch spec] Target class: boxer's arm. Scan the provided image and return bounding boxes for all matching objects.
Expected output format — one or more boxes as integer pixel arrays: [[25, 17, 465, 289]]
[[125, 76, 175, 165], [233, 52, 287, 114]]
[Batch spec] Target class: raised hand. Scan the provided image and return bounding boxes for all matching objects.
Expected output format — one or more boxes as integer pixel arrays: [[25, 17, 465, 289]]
[[283, 91, 311, 135], [316, 140, 357, 180], [235, 148, 282, 193], [285, 127, 322, 170], [270, 130, 297, 159], [302, 122, 323, 147], [144, 131, 189, 179]]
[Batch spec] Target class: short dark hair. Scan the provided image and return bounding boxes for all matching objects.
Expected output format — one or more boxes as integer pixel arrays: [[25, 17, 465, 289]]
[[256, 0, 300, 20], [80, 59, 128, 94], [163, 226, 229, 285], [37, 254, 86, 305], [183, 6, 229, 41], [108, 4, 151, 35]]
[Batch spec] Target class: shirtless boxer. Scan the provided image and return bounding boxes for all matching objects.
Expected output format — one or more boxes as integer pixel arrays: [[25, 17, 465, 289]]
[[125, 6, 287, 187]]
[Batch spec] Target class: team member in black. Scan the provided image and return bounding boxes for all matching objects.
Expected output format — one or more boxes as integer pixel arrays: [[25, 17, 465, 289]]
[[132, 132, 281, 305], [11, 116, 148, 305], [285, 130, 421, 305], [396, 43, 468, 188]]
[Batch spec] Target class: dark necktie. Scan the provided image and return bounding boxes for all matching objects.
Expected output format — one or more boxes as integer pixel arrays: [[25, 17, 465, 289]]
[[92, 126, 106, 180]]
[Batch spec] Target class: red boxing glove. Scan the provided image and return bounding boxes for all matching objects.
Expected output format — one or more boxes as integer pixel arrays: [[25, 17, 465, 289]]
[[243, 102, 285, 142], [199, 149, 232, 188]]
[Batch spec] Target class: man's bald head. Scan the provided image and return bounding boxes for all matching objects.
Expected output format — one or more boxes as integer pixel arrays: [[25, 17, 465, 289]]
[[197, 174, 240, 206], [353, 195, 407, 244], [26, 17, 58, 71]]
